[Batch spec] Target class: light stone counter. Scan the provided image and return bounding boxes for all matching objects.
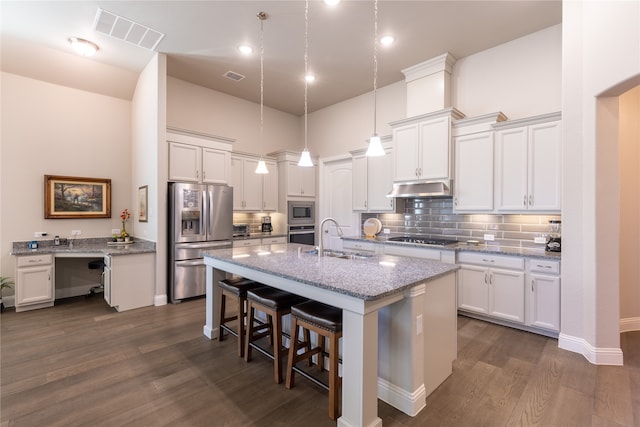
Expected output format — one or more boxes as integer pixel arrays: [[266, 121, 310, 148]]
[[203, 243, 459, 427]]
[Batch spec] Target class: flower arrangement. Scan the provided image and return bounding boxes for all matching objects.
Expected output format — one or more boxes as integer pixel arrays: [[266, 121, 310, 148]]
[[120, 208, 131, 238]]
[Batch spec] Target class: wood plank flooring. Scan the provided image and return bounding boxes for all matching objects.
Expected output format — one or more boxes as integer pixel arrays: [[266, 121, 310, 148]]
[[1, 296, 638, 426]]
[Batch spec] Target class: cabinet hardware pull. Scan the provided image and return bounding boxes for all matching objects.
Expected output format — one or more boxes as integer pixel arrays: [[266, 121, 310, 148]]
[[524, 195, 527, 206], [196, 170, 199, 179], [389, 199, 393, 207], [365, 200, 367, 208], [482, 258, 495, 263], [536, 264, 552, 269], [529, 195, 533, 206], [489, 273, 493, 285], [531, 279, 535, 292], [484, 273, 488, 284]]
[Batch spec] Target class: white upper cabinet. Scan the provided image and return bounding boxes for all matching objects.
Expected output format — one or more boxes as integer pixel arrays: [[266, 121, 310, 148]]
[[167, 129, 233, 184], [391, 108, 464, 183], [452, 112, 507, 212], [229, 154, 277, 212], [351, 143, 395, 212], [286, 162, 315, 197], [454, 131, 495, 212], [494, 113, 562, 212]]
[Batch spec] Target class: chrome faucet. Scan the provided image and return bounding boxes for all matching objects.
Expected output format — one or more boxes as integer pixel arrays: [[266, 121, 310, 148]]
[[318, 217, 344, 257]]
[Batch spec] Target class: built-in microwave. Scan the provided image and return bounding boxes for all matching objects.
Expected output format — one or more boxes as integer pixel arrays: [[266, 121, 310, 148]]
[[287, 201, 315, 225]]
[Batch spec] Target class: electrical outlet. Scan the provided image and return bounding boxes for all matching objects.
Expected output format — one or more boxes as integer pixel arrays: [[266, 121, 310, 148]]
[[111, 229, 120, 235], [534, 236, 547, 244], [383, 228, 390, 234], [71, 230, 81, 236], [34, 231, 48, 238], [416, 314, 423, 335], [483, 234, 495, 241]]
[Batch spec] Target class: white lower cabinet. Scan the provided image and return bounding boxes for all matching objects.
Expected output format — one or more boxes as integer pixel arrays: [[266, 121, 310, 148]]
[[233, 236, 287, 247], [342, 239, 377, 253], [525, 259, 561, 332], [105, 253, 155, 312], [457, 252, 525, 324], [14, 254, 54, 311]]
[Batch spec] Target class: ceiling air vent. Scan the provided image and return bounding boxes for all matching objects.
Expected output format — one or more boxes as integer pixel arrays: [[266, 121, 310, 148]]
[[93, 8, 165, 51], [224, 71, 246, 82]]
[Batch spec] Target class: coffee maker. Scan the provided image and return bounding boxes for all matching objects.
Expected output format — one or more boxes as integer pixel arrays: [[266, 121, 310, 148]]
[[545, 220, 561, 252], [261, 216, 273, 233]]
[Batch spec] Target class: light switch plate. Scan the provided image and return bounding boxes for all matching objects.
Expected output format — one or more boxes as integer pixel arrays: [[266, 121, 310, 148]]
[[71, 230, 81, 236], [483, 234, 495, 241], [112, 229, 120, 235], [534, 236, 547, 244], [34, 231, 47, 238], [383, 228, 390, 234]]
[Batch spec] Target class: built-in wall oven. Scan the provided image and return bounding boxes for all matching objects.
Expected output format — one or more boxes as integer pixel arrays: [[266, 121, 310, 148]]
[[287, 201, 315, 245]]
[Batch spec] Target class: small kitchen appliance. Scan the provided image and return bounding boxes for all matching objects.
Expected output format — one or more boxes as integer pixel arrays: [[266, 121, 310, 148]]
[[545, 220, 561, 252], [261, 216, 273, 233]]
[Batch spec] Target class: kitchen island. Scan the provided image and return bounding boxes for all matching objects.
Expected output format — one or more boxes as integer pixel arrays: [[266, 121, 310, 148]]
[[203, 243, 459, 427]]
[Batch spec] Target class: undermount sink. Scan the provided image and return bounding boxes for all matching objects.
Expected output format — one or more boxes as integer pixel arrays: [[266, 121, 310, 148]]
[[305, 249, 373, 260]]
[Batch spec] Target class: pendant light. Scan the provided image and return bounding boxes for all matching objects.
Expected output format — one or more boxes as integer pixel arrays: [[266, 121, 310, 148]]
[[255, 12, 270, 174], [366, 0, 385, 157], [297, 0, 314, 167]]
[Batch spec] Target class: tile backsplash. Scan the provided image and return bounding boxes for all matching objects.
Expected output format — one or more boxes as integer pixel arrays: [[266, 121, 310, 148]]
[[362, 198, 560, 249]]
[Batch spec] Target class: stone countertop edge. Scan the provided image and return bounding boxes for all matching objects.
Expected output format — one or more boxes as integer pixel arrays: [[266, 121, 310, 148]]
[[342, 235, 562, 261], [11, 238, 156, 256], [203, 244, 459, 302]]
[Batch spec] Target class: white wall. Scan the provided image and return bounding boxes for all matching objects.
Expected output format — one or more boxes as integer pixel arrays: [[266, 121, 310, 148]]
[[452, 25, 562, 119], [166, 77, 300, 155], [132, 53, 166, 304], [0, 72, 131, 284], [619, 85, 640, 329], [561, 0, 640, 363]]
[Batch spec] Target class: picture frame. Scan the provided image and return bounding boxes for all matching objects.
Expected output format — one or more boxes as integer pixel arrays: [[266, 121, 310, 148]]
[[138, 185, 148, 222], [44, 175, 111, 219]]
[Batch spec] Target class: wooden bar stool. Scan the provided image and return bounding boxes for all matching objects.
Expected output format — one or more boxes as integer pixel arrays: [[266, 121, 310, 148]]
[[218, 277, 265, 358], [285, 300, 343, 420], [244, 287, 307, 384]]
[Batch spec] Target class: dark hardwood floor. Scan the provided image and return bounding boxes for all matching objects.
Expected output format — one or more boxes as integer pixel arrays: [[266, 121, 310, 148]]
[[1, 296, 638, 426]]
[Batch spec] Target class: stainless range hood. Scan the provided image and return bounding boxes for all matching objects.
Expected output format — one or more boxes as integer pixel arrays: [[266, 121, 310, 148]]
[[387, 180, 452, 198]]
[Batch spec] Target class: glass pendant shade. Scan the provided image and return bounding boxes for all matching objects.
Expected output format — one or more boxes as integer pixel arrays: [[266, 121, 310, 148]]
[[297, 149, 313, 167], [366, 135, 385, 157], [255, 159, 269, 174]]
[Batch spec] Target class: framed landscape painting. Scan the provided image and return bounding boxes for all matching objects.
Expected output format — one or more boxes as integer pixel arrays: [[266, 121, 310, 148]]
[[44, 175, 111, 219]]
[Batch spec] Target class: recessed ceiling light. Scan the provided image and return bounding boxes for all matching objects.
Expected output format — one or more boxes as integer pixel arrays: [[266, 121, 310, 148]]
[[380, 35, 395, 46], [238, 44, 253, 55], [68, 37, 99, 57], [324, 0, 341, 5], [305, 74, 316, 83]]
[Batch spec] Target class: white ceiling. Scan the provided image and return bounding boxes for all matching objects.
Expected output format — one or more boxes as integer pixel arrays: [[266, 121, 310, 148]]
[[1, 1, 561, 115]]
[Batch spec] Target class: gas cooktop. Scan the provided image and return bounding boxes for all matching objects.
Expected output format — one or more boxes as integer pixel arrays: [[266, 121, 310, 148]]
[[387, 236, 458, 246]]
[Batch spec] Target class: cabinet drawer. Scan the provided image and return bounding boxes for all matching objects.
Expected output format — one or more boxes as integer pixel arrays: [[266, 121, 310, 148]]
[[528, 259, 560, 274], [457, 251, 523, 270], [342, 240, 375, 253], [16, 254, 53, 267], [233, 239, 260, 247], [262, 236, 286, 245]]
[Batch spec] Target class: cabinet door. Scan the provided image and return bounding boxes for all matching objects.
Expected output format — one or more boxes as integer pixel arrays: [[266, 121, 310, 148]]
[[352, 155, 368, 211], [262, 160, 278, 211], [15, 265, 53, 306], [242, 158, 263, 211], [457, 265, 489, 314], [393, 124, 420, 181], [287, 163, 315, 197], [495, 127, 528, 211], [454, 132, 494, 211], [202, 148, 229, 184], [527, 273, 560, 331], [419, 116, 450, 180], [528, 121, 561, 211], [367, 147, 395, 211], [169, 142, 201, 182], [489, 268, 525, 323], [229, 156, 245, 210], [110, 253, 154, 312]]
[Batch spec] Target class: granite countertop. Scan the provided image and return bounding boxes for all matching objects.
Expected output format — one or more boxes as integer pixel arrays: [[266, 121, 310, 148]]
[[11, 238, 156, 257], [342, 235, 562, 261], [203, 243, 459, 301]]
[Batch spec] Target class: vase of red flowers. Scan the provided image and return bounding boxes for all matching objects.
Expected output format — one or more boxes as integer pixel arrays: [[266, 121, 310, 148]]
[[120, 208, 131, 239]]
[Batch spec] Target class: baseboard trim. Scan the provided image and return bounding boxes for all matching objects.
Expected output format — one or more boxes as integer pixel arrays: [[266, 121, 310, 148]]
[[377, 377, 426, 417], [154, 294, 168, 306], [558, 333, 624, 366], [620, 317, 640, 333]]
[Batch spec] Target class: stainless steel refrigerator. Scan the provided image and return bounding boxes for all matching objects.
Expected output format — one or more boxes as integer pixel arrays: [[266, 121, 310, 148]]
[[169, 182, 233, 303]]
